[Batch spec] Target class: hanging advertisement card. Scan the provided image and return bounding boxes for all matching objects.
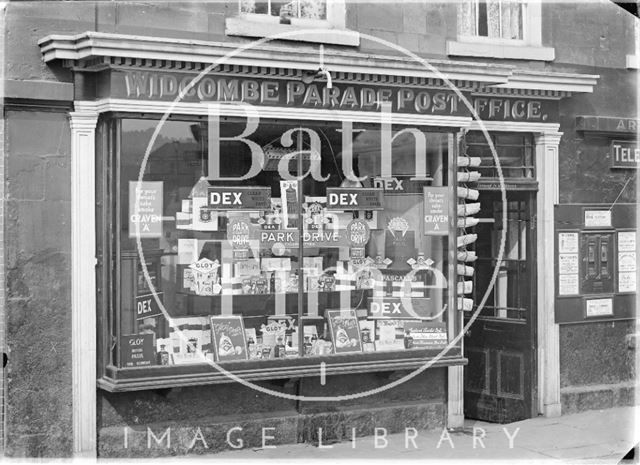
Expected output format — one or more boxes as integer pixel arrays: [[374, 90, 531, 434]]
[[128, 181, 163, 238], [227, 217, 252, 260], [210, 316, 248, 362], [346, 218, 370, 259], [280, 180, 299, 229], [423, 187, 449, 236]]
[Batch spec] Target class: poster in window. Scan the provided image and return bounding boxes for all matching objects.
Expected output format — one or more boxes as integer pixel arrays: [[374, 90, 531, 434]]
[[423, 187, 449, 236], [326, 310, 363, 354], [210, 316, 248, 362]]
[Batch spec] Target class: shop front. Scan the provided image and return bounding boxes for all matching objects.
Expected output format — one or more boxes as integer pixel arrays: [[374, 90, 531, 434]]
[[37, 32, 598, 455]]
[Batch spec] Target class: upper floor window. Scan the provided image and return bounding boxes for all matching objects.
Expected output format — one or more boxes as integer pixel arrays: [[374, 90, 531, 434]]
[[227, 0, 359, 46], [240, 0, 327, 21], [447, 0, 555, 61], [458, 0, 524, 41]]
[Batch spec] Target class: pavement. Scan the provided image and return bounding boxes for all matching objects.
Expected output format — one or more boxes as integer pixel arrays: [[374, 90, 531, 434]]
[[206, 405, 639, 463]]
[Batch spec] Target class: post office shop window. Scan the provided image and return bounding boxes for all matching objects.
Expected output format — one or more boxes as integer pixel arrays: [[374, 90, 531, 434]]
[[100, 116, 455, 382]]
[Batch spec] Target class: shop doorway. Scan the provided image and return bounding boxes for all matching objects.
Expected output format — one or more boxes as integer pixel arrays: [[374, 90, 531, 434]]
[[462, 132, 538, 423]]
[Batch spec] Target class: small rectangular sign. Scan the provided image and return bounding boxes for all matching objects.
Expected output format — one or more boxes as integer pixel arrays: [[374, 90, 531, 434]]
[[618, 231, 636, 251], [403, 321, 447, 348], [610, 140, 639, 169], [120, 333, 156, 367], [585, 298, 613, 317], [129, 181, 163, 238], [423, 187, 449, 236], [135, 293, 164, 320], [558, 254, 579, 274], [207, 186, 271, 210], [559, 232, 579, 253], [584, 210, 611, 228], [326, 188, 384, 210]]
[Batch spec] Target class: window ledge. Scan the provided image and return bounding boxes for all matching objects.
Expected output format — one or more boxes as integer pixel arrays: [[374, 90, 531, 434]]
[[225, 16, 360, 47], [446, 40, 555, 61], [626, 55, 638, 70], [98, 351, 466, 392]]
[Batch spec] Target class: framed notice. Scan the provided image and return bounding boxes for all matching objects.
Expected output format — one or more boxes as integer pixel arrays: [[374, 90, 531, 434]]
[[326, 310, 363, 354], [584, 210, 611, 228], [585, 298, 613, 318], [210, 316, 248, 362]]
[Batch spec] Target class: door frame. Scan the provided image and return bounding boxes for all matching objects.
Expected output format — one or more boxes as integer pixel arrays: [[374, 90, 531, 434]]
[[447, 121, 562, 428]]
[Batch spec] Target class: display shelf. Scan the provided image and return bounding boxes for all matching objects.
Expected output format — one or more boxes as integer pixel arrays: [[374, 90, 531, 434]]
[[98, 349, 466, 392]]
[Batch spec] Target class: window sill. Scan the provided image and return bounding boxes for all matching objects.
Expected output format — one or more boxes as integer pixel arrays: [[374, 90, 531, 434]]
[[446, 40, 555, 61], [225, 16, 360, 47], [98, 350, 466, 392]]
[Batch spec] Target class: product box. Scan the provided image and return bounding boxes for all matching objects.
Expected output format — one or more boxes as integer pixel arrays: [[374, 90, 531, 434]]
[[192, 197, 218, 231], [169, 316, 212, 365], [302, 256, 324, 276], [210, 316, 248, 362], [374, 319, 405, 351], [235, 259, 261, 277], [326, 309, 363, 354]]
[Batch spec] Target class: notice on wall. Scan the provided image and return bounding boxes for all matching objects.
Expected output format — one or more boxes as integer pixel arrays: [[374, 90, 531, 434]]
[[618, 231, 636, 251], [129, 181, 163, 238], [585, 298, 613, 317], [558, 232, 580, 296], [617, 231, 637, 292], [559, 254, 579, 274], [120, 333, 156, 367], [558, 233, 579, 253], [584, 210, 611, 228], [558, 274, 579, 296], [423, 187, 449, 236], [618, 272, 637, 293]]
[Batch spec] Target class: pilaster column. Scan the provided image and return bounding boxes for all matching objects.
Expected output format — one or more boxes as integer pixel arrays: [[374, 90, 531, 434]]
[[70, 109, 99, 456], [534, 131, 562, 418]]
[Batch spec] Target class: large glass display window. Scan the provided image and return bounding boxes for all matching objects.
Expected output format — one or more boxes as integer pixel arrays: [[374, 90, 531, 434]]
[[97, 114, 460, 389]]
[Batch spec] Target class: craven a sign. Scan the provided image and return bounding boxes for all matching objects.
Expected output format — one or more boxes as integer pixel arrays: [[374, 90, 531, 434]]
[[610, 140, 639, 168]]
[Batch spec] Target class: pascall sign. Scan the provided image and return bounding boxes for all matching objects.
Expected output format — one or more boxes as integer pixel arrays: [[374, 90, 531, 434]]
[[611, 140, 639, 169], [207, 186, 271, 210]]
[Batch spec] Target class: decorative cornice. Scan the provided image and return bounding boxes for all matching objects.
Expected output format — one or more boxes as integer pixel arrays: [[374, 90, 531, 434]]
[[39, 31, 599, 94], [75, 99, 474, 127]]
